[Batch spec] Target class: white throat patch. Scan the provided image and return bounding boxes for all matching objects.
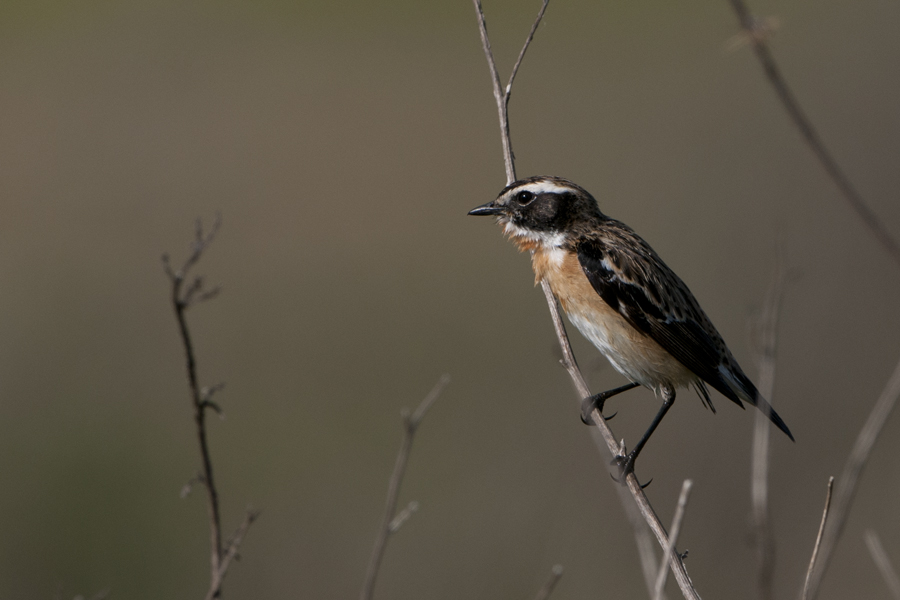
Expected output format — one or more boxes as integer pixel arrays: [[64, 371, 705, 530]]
[[503, 220, 565, 249]]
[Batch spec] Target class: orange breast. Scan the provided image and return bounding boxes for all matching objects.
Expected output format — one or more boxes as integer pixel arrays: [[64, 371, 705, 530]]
[[531, 247, 696, 392]]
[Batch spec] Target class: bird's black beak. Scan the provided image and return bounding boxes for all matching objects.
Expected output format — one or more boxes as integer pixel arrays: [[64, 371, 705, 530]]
[[468, 202, 503, 216]]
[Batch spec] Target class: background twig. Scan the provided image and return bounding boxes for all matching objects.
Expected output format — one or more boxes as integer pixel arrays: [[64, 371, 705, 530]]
[[533, 565, 564, 600], [804, 356, 900, 599], [360, 375, 450, 600], [727, 0, 900, 269], [802, 477, 834, 600], [164, 216, 257, 600], [748, 250, 791, 600], [864, 530, 900, 600], [653, 480, 694, 600]]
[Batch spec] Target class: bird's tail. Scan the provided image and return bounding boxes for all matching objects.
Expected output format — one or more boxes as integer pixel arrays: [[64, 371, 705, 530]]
[[721, 367, 794, 442]]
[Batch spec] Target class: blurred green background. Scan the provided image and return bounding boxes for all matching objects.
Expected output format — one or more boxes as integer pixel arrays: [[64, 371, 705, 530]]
[[1, 0, 899, 598]]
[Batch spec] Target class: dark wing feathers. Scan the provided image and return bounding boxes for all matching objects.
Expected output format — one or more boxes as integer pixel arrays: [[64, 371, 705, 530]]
[[576, 231, 794, 441], [576, 237, 744, 408]]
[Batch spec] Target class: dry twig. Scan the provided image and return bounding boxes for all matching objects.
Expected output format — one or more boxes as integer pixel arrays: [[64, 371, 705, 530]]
[[613, 481, 664, 598], [540, 284, 700, 600], [471, 2, 700, 598], [472, 0, 548, 183], [801, 477, 834, 600], [163, 217, 258, 600], [748, 251, 792, 600], [653, 480, 694, 600], [533, 565, 564, 600], [360, 375, 451, 600], [727, 0, 900, 269], [864, 530, 900, 600], [804, 356, 900, 599]]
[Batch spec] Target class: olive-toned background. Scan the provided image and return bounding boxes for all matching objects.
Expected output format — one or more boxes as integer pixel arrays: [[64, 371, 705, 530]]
[[1, 1, 899, 598]]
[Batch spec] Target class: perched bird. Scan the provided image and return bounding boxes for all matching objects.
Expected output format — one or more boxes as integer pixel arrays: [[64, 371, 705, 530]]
[[469, 176, 793, 476]]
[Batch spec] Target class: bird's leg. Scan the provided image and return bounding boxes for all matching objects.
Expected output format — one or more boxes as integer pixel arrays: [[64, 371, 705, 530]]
[[613, 386, 676, 480], [581, 381, 640, 424]]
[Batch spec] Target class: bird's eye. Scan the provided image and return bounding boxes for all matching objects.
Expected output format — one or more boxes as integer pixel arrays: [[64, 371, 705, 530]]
[[515, 190, 535, 205]]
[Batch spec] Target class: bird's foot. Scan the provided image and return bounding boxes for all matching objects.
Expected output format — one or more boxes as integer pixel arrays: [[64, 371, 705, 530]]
[[580, 393, 616, 424], [610, 451, 652, 488]]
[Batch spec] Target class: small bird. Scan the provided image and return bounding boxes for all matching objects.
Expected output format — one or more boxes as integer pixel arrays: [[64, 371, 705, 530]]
[[469, 176, 793, 476]]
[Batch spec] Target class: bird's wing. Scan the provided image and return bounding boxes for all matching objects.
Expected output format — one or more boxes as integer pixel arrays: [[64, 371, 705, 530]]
[[576, 232, 744, 408]]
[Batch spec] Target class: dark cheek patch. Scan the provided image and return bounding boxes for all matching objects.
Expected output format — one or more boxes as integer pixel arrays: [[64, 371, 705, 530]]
[[530, 195, 560, 229]]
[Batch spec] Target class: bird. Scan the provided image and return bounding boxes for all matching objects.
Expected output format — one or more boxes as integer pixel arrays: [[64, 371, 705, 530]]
[[469, 176, 793, 477]]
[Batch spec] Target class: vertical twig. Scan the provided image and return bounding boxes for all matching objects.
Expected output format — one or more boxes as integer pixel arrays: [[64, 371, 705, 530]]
[[748, 250, 790, 600], [360, 375, 451, 600], [804, 355, 900, 599], [471, 3, 701, 597], [864, 530, 900, 600], [163, 216, 257, 600], [533, 565, 564, 600], [801, 477, 834, 600], [726, 0, 900, 269], [653, 480, 694, 600], [613, 481, 664, 598], [541, 284, 700, 600], [473, 0, 548, 184]]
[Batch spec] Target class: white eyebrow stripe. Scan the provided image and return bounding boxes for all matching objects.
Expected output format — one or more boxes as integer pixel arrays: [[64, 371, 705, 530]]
[[514, 181, 573, 195]]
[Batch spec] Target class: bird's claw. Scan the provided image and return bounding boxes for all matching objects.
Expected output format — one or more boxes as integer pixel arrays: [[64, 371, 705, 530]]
[[609, 451, 650, 488], [581, 393, 611, 425]]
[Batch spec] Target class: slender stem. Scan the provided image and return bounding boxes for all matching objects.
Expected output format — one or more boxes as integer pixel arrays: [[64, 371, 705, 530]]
[[474, 0, 549, 185], [360, 375, 450, 600], [804, 354, 900, 599], [165, 218, 225, 592], [472, 0, 516, 183], [471, 4, 700, 598], [749, 251, 789, 600], [613, 481, 663, 598], [541, 283, 701, 600], [533, 565, 564, 600], [165, 217, 256, 600], [506, 0, 550, 97], [801, 477, 834, 600], [727, 0, 900, 269], [206, 509, 259, 600], [864, 530, 900, 600], [653, 480, 694, 600]]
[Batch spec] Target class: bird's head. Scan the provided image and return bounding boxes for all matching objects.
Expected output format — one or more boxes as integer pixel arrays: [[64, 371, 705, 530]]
[[468, 176, 603, 249]]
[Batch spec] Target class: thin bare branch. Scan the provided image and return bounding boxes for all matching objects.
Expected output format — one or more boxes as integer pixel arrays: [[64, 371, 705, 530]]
[[165, 217, 255, 600], [805, 355, 900, 599], [748, 250, 791, 600], [506, 0, 550, 97], [388, 501, 420, 533], [541, 283, 701, 600], [533, 565, 564, 600], [472, 4, 700, 598], [802, 477, 834, 600], [165, 217, 225, 591], [864, 530, 900, 600], [654, 480, 694, 600], [726, 0, 900, 269], [613, 481, 664, 598], [410, 375, 449, 429], [473, 0, 550, 184], [207, 509, 260, 600], [360, 375, 450, 600]]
